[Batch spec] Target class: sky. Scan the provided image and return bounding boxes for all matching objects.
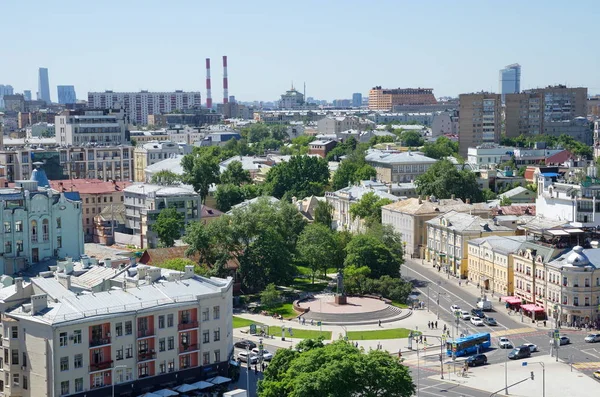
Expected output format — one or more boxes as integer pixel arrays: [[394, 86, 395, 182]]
[[2, 0, 600, 103]]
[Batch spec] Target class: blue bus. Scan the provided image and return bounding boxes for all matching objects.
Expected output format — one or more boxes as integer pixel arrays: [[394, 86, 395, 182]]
[[446, 333, 491, 357]]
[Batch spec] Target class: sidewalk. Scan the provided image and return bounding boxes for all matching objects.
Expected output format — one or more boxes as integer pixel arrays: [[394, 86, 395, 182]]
[[233, 308, 451, 354], [429, 354, 599, 397]]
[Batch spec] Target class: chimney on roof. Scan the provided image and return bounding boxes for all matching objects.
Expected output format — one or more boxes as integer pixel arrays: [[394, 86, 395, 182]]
[[451, 194, 455, 200], [31, 294, 48, 315], [15, 278, 23, 294], [418, 196, 422, 204], [466, 198, 471, 204]]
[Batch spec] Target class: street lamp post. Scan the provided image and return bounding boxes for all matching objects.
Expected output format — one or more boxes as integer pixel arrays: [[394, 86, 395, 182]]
[[246, 345, 251, 395], [112, 365, 128, 397], [504, 338, 510, 395]]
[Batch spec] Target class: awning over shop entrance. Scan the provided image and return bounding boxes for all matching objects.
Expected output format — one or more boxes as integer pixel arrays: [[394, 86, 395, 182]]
[[521, 304, 544, 312], [501, 296, 522, 304]]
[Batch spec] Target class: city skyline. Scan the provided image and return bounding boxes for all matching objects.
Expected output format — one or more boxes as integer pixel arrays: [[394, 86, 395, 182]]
[[2, 1, 600, 102]]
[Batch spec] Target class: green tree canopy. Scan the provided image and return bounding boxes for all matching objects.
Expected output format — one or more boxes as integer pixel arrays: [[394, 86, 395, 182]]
[[313, 200, 334, 229], [181, 151, 220, 204], [260, 283, 282, 309], [399, 130, 424, 147], [152, 207, 184, 247], [220, 160, 252, 185], [344, 234, 400, 278], [157, 257, 210, 276], [258, 340, 415, 397], [150, 170, 181, 185], [264, 155, 330, 199], [349, 191, 393, 226], [421, 136, 459, 159], [415, 159, 483, 202], [297, 223, 341, 283], [331, 152, 377, 190], [214, 183, 245, 212]]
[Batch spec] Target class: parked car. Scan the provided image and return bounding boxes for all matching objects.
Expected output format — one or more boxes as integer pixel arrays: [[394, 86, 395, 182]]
[[477, 299, 493, 311], [594, 370, 600, 380], [470, 316, 484, 326], [508, 345, 531, 360], [252, 348, 274, 361], [522, 343, 538, 352], [237, 351, 258, 364], [499, 337, 513, 349], [549, 336, 570, 346], [460, 310, 471, 320], [471, 308, 485, 318], [234, 340, 257, 350], [466, 354, 488, 367], [585, 333, 600, 343], [451, 304, 461, 313], [483, 317, 498, 326]]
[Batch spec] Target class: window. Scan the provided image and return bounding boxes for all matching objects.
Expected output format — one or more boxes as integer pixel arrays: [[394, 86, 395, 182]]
[[181, 310, 190, 324], [57, 236, 62, 249], [202, 308, 209, 322], [16, 240, 23, 253], [125, 321, 132, 335], [159, 361, 166, 374], [59, 332, 68, 347], [213, 328, 220, 342], [158, 315, 165, 329], [4, 241, 11, 254], [115, 322, 123, 337], [60, 356, 68, 371], [23, 375, 28, 390], [3, 222, 10, 233], [13, 374, 19, 387], [15, 221, 22, 232], [203, 330, 210, 344], [574, 297, 579, 306], [126, 344, 133, 359], [73, 329, 81, 344], [42, 219, 49, 241], [214, 350, 220, 363], [31, 220, 37, 242], [11, 326, 17, 339], [138, 362, 149, 378], [213, 306, 220, 320], [75, 378, 83, 392], [74, 354, 82, 368], [203, 352, 210, 365], [159, 338, 165, 352], [56, 218, 61, 229], [60, 380, 68, 395], [168, 360, 175, 372], [116, 347, 123, 360], [168, 336, 174, 350], [22, 352, 27, 367], [167, 313, 174, 327]]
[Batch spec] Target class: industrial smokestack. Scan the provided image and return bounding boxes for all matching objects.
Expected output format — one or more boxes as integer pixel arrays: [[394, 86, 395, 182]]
[[222, 55, 229, 104], [205, 58, 212, 109]]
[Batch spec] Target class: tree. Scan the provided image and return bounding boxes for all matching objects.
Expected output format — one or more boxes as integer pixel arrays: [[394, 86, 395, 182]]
[[421, 136, 459, 159], [152, 207, 183, 247], [399, 130, 424, 147], [344, 234, 400, 278], [297, 223, 340, 283], [481, 188, 497, 202], [214, 184, 245, 212], [264, 155, 330, 199], [260, 283, 281, 309], [220, 160, 252, 185], [349, 191, 393, 226], [181, 151, 220, 204], [499, 195, 512, 206], [343, 264, 372, 294], [258, 340, 415, 397], [415, 159, 483, 202], [183, 221, 215, 265], [331, 152, 377, 190], [151, 170, 180, 185], [313, 200, 334, 229], [157, 258, 210, 276]]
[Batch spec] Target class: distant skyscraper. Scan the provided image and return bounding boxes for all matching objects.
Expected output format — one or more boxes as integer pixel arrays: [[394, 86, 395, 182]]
[[23, 90, 32, 101], [0, 85, 14, 108], [352, 93, 362, 107], [38, 67, 51, 104], [57, 85, 77, 104], [499, 63, 521, 102]]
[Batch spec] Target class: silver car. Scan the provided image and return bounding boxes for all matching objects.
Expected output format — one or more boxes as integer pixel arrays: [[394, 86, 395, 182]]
[[585, 333, 600, 343]]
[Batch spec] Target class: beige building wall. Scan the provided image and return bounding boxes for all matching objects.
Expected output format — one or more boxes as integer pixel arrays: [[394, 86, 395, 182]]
[[458, 93, 501, 157]]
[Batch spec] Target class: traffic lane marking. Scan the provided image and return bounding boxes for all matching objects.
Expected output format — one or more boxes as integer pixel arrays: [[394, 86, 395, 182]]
[[571, 361, 600, 370], [420, 378, 491, 397]]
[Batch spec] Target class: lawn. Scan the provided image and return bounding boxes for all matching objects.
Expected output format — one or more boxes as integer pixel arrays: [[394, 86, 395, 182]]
[[346, 328, 413, 340], [391, 301, 409, 309], [267, 326, 332, 340], [291, 277, 329, 293], [233, 316, 262, 329], [262, 303, 297, 319]]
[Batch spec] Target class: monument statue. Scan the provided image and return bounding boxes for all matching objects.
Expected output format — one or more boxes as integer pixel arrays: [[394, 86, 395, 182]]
[[335, 269, 347, 305]]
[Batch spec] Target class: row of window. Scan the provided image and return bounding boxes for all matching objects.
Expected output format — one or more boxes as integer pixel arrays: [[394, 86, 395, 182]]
[[2, 373, 27, 392]]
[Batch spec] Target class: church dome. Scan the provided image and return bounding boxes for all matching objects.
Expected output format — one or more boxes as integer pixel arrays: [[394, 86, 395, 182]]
[[565, 245, 590, 266]]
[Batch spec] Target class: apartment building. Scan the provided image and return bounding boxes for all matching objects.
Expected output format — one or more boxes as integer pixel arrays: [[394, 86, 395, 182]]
[[87, 91, 202, 125], [505, 86, 588, 138], [316, 116, 359, 134], [124, 184, 201, 248], [368, 87, 437, 111], [382, 197, 491, 259], [49, 179, 132, 242], [426, 211, 514, 278], [467, 235, 526, 296], [308, 140, 337, 158], [365, 150, 437, 183], [55, 108, 127, 145], [0, 269, 233, 397], [0, 169, 84, 275], [467, 144, 513, 167], [133, 142, 183, 182], [458, 93, 501, 157]]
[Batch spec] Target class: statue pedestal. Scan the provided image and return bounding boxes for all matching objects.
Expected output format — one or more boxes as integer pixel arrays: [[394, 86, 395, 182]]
[[334, 294, 347, 305]]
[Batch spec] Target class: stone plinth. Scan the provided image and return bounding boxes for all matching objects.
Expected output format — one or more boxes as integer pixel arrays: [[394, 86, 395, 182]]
[[334, 294, 347, 305]]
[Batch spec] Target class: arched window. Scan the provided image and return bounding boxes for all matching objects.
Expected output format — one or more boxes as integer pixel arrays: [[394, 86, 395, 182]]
[[31, 220, 38, 242], [42, 219, 49, 242]]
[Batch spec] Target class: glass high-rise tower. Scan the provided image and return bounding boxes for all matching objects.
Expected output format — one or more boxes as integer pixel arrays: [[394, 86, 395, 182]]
[[38, 67, 51, 104], [499, 64, 521, 102], [57, 85, 77, 104]]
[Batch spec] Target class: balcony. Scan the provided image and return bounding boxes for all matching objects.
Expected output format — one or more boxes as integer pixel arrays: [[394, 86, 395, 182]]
[[178, 321, 198, 331], [138, 350, 156, 362], [137, 329, 154, 339], [89, 337, 111, 348], [89, 360, 113, 372], [91, 383, 108, 390], [178, 343, 198, 354]]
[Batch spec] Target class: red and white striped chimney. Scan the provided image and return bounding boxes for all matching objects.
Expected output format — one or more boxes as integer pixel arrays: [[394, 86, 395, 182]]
[[205, 58, 212, 109], [222, 55, 229, 104]]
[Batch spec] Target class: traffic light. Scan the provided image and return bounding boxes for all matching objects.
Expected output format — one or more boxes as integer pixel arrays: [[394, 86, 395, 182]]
[[530, 371, 534, 380]]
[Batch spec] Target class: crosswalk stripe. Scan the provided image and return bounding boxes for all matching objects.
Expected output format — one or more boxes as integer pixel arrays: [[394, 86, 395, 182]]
[[491, 327, 536, 337], [571, 361, 600, 370]]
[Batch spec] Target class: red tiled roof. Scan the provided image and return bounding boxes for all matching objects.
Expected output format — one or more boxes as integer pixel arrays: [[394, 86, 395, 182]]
[[49, 179, 132, 195], [545, 150, 574, 165], [492, 204, 536, 216], [138, 246, 199, 265]]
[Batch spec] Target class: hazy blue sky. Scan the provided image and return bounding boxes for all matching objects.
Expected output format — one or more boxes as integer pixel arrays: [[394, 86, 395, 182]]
[[2, 0, 600, 102]]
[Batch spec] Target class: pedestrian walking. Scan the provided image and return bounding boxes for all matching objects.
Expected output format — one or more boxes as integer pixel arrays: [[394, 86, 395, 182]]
[[261, 362, 265, 372], [458, 281, 461, 286], [435, 321, 438, 329], [428, 321, 431, 329], [378, 319, 382, 327], [254, 365, 258, 375], [424, 336, 427, 344]]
